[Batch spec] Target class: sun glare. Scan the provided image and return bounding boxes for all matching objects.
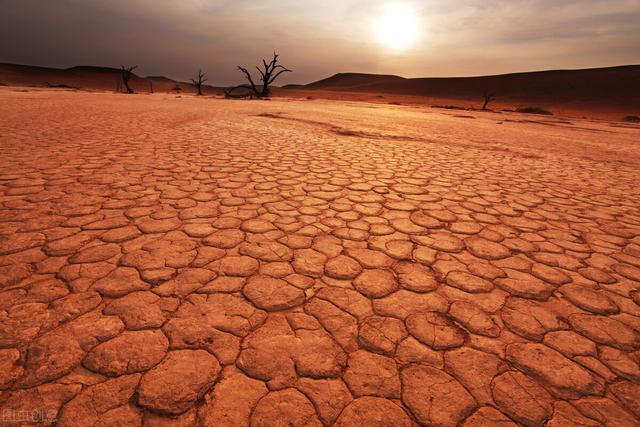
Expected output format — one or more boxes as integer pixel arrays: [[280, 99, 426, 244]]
[[374, 5, 419, 51]]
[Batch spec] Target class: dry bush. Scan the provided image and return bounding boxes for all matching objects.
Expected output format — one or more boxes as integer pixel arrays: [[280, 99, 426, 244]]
[[190, 69, 207, 96], [120, 65, 137, 94], [225, 52, 291, 98], [482, 92, 496, 110]]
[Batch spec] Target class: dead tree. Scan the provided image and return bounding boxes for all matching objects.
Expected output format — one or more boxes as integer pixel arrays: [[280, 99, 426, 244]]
[[225, 52, 291, 98], [190, 69, 208, 96], [120, 65, 137, 94], [482, 91, 495, 110]]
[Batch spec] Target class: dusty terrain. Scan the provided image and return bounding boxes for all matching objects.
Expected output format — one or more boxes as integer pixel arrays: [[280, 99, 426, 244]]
[[1, 88, 640, 426], [3, 62, 638, 121], [288, 65, 640, 121], [0, 63, 222, 96]]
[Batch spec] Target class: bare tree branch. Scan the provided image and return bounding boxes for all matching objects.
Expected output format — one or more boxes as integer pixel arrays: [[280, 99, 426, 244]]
[[482, 92, 496, 110], [256, 66, 267, 83], [268, 68, 292, 85], [227, 52, 292, 98], [120, 65, 137, 94], [237, 66, 259, 95], [190, 69, 208, 95]]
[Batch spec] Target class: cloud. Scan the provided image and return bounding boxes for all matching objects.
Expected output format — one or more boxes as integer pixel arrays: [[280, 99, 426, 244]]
[[0, 0, 638, 83]]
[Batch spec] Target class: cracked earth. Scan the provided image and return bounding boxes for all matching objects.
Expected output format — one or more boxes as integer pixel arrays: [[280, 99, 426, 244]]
[[1, 89, 640, 426]]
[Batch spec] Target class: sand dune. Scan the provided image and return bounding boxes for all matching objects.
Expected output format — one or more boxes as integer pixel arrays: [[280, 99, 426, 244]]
[[286, 65, 640, 120], [2, 62, 638, 119], [0, 63, 221, 95], [0, 63, 150, 92]]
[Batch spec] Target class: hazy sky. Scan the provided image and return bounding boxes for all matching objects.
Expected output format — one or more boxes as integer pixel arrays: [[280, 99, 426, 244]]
[[1, 0, 639, 85]]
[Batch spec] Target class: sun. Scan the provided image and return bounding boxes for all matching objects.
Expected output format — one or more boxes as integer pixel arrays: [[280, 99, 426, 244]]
[[374, 5, 419, 51]]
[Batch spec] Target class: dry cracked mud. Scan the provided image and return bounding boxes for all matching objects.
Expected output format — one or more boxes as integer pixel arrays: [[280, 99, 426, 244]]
[[1, 88, 640, 426]]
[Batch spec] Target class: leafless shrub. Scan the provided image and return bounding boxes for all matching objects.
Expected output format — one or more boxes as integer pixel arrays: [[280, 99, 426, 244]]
[[190, 69, 207, 96], [482, 92, 495, 110], [120, 65, 137, 94], [225, 52, 291, 98]]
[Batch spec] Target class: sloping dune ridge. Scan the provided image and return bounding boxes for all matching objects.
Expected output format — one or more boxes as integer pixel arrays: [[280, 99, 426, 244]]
[[1, 62, 638, 120], [0, 63, 219, 94], [288, 65, 640, 120]]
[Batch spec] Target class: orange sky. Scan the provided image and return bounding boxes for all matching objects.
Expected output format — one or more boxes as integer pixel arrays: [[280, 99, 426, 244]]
[[1, 0, 639, 85]]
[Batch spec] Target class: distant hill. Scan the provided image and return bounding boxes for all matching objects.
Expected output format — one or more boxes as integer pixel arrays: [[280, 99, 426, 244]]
[[306, 73, 406, 90], [2, 62, 638, 119], [146, 75, 179, 84], [293, 65, 640, 118], [0, 63, 221, 94], [145, 75, 198, 93], [0, 63, 152, 92]]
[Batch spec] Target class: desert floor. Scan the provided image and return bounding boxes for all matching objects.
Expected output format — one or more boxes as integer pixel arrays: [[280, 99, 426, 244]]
[[1, 88, 640, 426]]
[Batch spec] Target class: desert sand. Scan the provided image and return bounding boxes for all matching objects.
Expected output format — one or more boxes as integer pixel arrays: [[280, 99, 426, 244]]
[[2, 62, 638, 121], [288, 65, 640, 121], [1, 87, 640, 426], [0, 63, 221, 96]]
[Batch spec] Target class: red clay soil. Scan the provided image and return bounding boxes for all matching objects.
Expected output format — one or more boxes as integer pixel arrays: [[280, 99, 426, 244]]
[[0, 88, 639, 426]]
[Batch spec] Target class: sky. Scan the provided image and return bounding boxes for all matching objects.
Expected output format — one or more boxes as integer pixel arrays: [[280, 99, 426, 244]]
[[1, 0, 639, 85]]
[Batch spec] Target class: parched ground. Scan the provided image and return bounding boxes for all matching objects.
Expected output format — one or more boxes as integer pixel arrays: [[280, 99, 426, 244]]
[[1, 88, 640, 426]]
